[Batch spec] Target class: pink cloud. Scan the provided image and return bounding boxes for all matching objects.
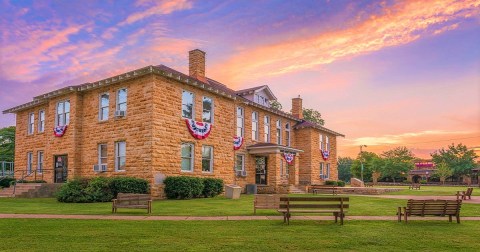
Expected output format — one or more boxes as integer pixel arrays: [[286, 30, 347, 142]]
[[119, 0, 193, 26]]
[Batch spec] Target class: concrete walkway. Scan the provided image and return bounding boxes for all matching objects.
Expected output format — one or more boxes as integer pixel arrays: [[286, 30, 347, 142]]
[[356, 195, 480, 204], [1, 213, 480, 221]]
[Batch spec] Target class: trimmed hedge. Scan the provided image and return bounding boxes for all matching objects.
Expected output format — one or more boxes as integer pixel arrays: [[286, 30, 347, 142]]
[[56, 177, 149, 203], [325, 180, 346, 187], [164, 176, 224, 199]]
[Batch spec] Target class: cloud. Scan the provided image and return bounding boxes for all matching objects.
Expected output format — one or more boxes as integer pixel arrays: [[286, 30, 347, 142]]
[[345, 130, 477, 146], [119, 0, 193, 26], [214, 0, 480, 86]]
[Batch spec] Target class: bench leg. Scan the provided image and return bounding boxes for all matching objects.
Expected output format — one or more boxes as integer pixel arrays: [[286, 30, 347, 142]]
[[404, 207, 407, 223], [340, 213, 344, 225], [456, 214, 460, 224], [286, 213, 290, 225], [334, 213, 338, 223], [448, 215, 452, 222], [397, 207, 402, 222]]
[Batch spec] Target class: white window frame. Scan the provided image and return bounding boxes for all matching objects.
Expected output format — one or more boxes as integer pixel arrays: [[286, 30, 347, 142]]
[[252, 111, 258, 141], [285, 123, 291, 147], [319, 134, 324, 151], [325, 163, 330, 179], [116, 88, 128, 113], [99, 93, 109, 121], [236, 107, 244, 137], [235, 154, 245, 171], [264, 116, 270, 143], [37, 151, 43, 173], [202, 145, 213, 173], [27, 152, 33, 174], [320, 162, 324, 179], [28, 112, 34, 135], [115, 141, 126, 171], [181, 143, 194, 172], [202, 96, 213, 123], [325, 135, 330, 151], [182, 90, 194, 119], [38, 110, 45, 133], [98, 144, 107, 166], [56, 100, 70, 126], [276, 119, 282, 144]]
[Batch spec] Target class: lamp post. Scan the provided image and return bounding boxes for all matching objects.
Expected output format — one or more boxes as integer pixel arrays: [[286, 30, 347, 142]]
[[360, 145, 367, 182]]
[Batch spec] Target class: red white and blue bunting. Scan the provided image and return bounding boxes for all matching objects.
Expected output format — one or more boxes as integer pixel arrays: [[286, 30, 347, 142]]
[[283, 153, 295, 165], [53, 125, 68, 137], [233, 136, 243, 150], [321, 150, 329, 161], [185, 119, 212, 140]]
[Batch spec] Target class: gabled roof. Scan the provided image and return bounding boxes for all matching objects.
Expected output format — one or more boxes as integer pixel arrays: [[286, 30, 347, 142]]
[[235, 85, 277, 100], [294, 120, 345, 137]]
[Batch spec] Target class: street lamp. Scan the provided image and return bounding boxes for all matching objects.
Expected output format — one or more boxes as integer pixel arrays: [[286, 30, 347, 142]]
[[360, 145, 367, 182]]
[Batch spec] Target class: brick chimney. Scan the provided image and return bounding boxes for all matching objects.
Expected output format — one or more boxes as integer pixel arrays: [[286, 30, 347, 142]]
[[189, 49, 206, 82], [292, 95, 303, 119]]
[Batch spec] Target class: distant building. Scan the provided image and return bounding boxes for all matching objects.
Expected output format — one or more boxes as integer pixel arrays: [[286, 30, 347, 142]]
[[408, 159, 436, 183]]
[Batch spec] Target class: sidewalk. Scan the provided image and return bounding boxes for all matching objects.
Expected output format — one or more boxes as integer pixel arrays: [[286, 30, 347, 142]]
[[1, 213, 480, 221], [357, 195, 480, 204]]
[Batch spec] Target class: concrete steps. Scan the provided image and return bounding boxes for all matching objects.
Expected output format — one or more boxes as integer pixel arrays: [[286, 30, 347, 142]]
[[0, 183, 47, 197]]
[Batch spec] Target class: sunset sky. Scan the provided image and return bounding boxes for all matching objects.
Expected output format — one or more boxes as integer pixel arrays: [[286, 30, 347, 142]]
[[1, 0, 479, 158]]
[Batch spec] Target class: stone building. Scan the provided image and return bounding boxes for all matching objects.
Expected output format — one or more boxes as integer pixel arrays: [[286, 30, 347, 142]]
[[3, 49, 344, 197]]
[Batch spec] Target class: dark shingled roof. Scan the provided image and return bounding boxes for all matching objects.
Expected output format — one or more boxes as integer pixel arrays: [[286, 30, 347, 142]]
[[294, 120, 345, 137], [235, 85, 267, 95]]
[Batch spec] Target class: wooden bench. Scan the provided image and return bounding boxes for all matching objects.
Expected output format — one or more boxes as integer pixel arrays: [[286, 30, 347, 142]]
[[112, 193, 152, 214], [365, 182, 374, 187], [409, 184, 421, 190], [456, 188, 473, 200], [253, 194, 286, 214], [278, 196, 349, 225], [311, 185, 338, 195], [397, 199, 462, 223]]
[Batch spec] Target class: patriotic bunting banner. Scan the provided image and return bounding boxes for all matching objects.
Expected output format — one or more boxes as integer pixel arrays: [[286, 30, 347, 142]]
[[321, 150, 329, 161], [233, 136, 243, 150], [283, 153, 295, 164], [53, 125, 68, 137], [185, 119, 212, 140]]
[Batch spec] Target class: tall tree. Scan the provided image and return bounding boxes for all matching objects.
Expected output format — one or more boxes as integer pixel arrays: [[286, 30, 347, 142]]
[[337, 157, 354, 182], [269, 100, 283, 110], [380, 146, 415, 182], [0, 126, 15, 162], [302, 108, 325, 126], [434, 162, 453, 185], [350, 151, 380, 182], [431, 143, 478, 178]]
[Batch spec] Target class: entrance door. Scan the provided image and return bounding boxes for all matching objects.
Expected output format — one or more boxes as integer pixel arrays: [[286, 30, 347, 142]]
[[54, 155, 68, 183], [255, 156, 267, 185]]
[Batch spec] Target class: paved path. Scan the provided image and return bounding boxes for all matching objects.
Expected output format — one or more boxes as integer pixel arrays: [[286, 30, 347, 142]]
[[1, 213, 480, 221], [356, 195, 480, 204]]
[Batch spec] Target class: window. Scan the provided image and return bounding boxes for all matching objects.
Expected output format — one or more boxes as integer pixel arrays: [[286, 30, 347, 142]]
[[320, 163, 330, 179], [252, 111, 258, 141], [202, 96, 213, 123], [117, 89, 127, 113], [56, 100, 70, 126], [285, 123, 291, 147], [37, 151, 44, 173], [264, 116, 270, 142], [325, 135, 330, 151], [320, 163, 324, 179], [98, 144, 107, 166], [182, 90, 194, 119], [325, 163, 330, 179], [115, 141, 126, 171], [202, 146, 213, 172], [319, 134, 324, 151], [181, 143, 194, 172], [28, 113, 34, 134], [236, 107, 244, 137], [276, 120, 281, 144], [38, 110, 45, 133], [235, 154, 245, 171], [27, 152, 33, 174], [99, 93, 109, 121]]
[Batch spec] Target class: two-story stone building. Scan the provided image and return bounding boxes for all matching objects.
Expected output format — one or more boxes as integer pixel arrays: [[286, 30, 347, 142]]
[[3, 49, 344, 197]]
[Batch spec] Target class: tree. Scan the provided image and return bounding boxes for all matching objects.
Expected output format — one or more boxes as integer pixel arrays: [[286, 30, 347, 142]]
[[350, 151, 380, 182], [434, 162, 453, 185], [269, 100, 283, 110], [380, 146, 415, 183], [0, 126, 15, 162], [302, 108, 325, 126], [337, 157, 354, 182], [431, 143, 478, 179]]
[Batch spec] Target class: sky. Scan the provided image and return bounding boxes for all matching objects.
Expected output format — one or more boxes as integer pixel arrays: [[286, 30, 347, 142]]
[[0, 0, 479, 159]]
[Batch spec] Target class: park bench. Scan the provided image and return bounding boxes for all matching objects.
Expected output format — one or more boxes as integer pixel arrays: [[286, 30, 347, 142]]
[[112, 193, 152, 214], [365, 182, 374, 187], [409, 184, 421, 190], [397, 199, 462, 223], [310, 185, 338, 195], [253, 194, 286, 214], [278, 196, 349, 225], [456, 188, 473, 200]]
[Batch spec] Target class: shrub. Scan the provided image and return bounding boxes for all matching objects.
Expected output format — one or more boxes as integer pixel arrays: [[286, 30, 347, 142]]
[[56, 178, 90, 203], [337, 180, 346, 187], [325, 180, 338, 186], [0, 177, 15, 188], [85, 177, 113, 202], [202, 178, 224, 197], [164, 176, 205, 199], [109, 177, 149, 197], [420, 180, 427, 184]]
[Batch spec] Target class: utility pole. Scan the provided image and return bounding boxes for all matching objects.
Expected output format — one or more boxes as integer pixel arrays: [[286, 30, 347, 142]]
[[360, 145, 367, 182]]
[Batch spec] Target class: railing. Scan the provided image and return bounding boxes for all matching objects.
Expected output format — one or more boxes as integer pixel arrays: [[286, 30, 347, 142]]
[[11, 169, 55, 196], [0, 161, 14, 177]]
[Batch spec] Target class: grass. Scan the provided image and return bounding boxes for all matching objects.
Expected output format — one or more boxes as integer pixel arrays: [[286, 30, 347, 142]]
[[0, 194, 479, 216], [0, 219, 479, 251], [382, 185, 480, 196]]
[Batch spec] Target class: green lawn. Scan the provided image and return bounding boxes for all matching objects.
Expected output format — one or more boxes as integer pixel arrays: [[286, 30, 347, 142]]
[[0, 219, 478, 251], [1, 194, 479, 216], [381, 185, 480, 196]]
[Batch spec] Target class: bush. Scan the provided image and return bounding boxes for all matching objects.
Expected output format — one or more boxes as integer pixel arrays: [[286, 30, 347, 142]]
[[85, 177, 113, 202], [337, 180, 346, 187], [56, 178, 90, 203], [420, 180, 427, 184], [0, 177, 15, 188], [164, 176, 208, 199], [109, 177, 149, 197], [202, 178, 224, 197], [325, 180, 338, 186]]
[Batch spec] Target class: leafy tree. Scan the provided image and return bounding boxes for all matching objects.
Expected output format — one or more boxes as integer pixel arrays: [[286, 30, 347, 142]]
[[269, 100, 283, 110], [0, 126, 15, 162], [351, 151, 380, 182], [303, 108, 325, 126], [431, 143, 478, 178], [434, 162, 453, 185], [337, 157, 354, 182], [380, 146, 415, 183]]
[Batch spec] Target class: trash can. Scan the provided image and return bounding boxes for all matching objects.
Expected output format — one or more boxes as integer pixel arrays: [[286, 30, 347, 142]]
[[225, 184, 242, 199], [246, 184, 257, 194]]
